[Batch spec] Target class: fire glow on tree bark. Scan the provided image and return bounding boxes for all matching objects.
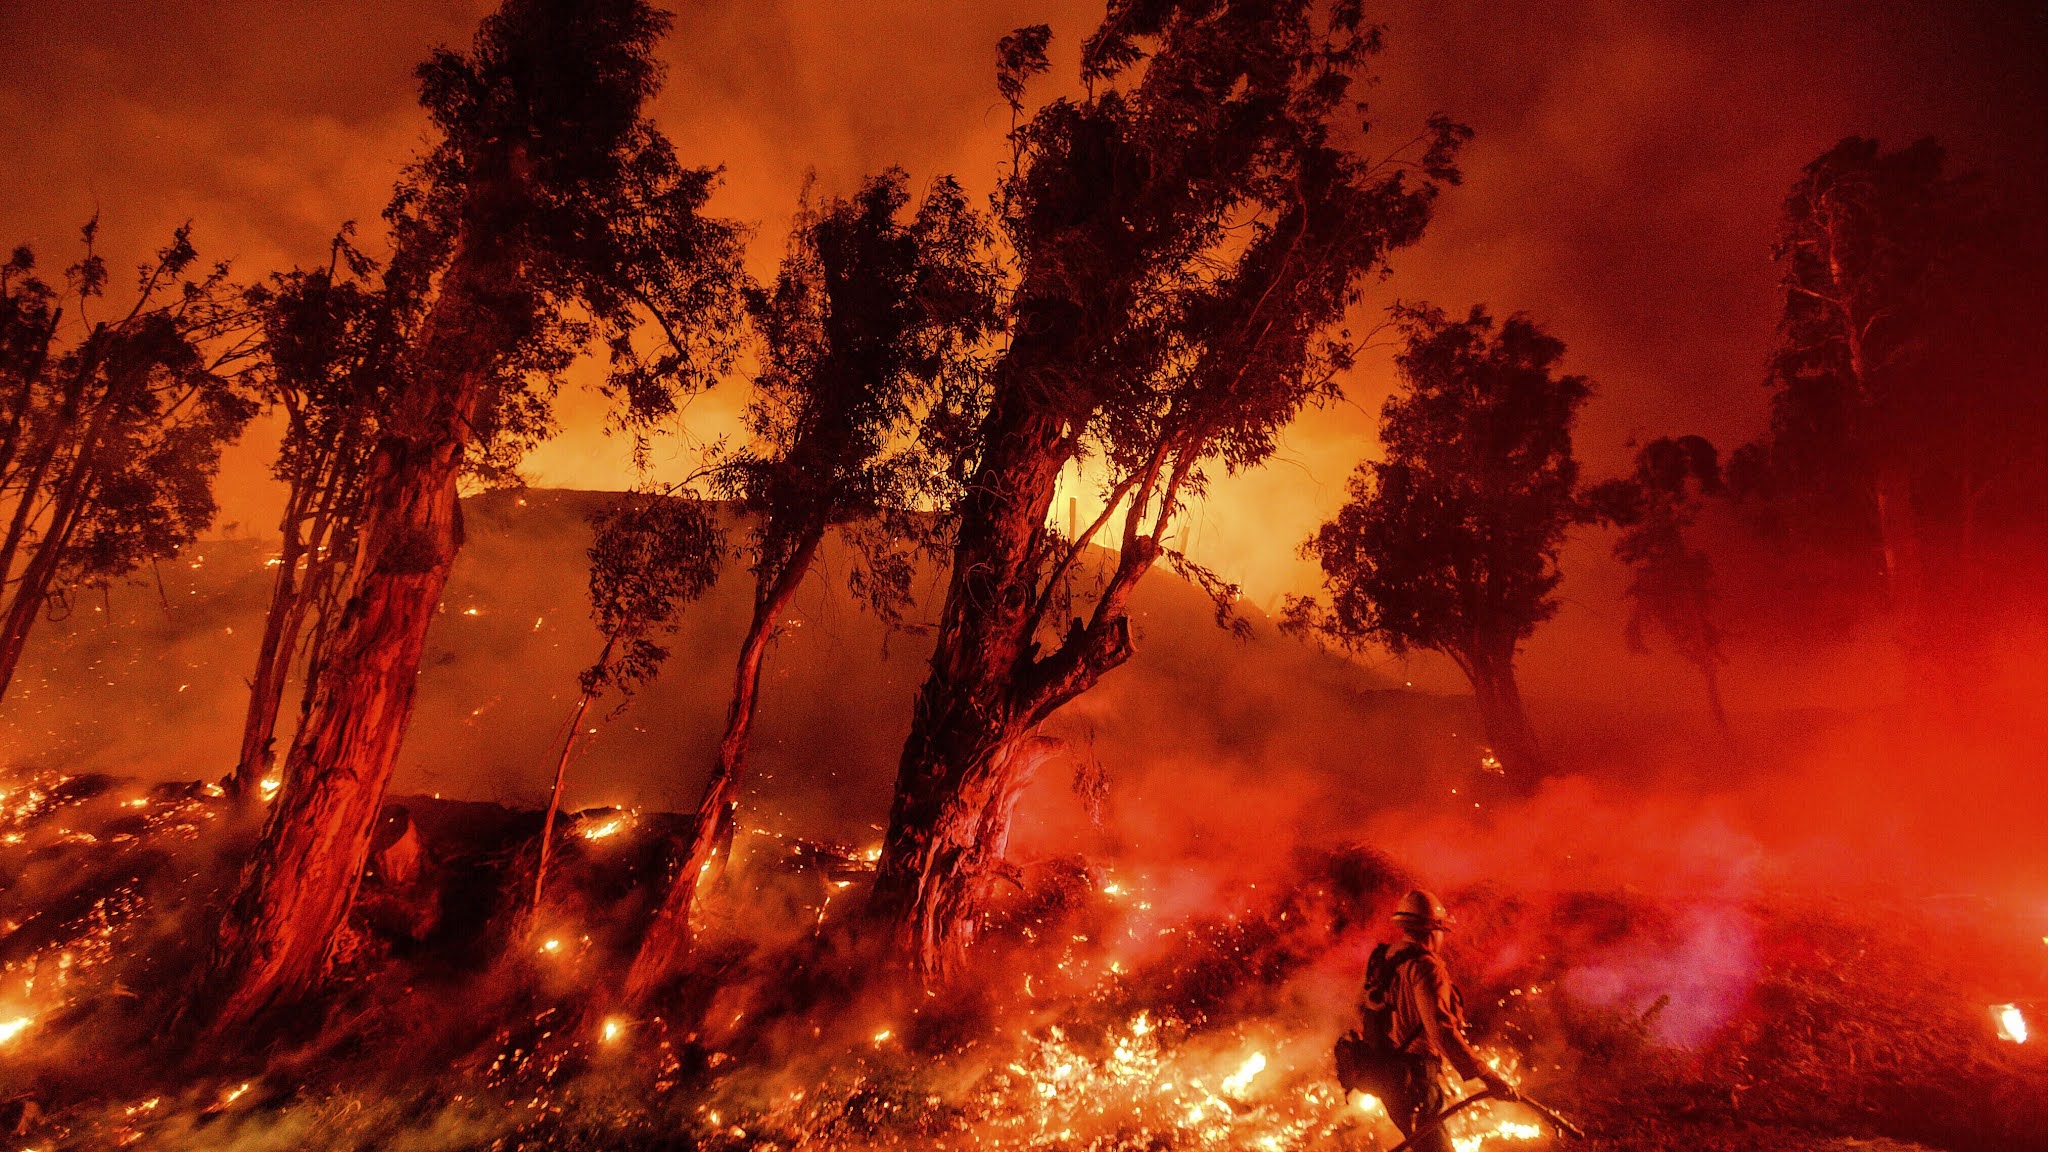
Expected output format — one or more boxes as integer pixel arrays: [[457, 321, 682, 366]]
[[232, 236, 389, 800], [184, 0, 745, 1037]]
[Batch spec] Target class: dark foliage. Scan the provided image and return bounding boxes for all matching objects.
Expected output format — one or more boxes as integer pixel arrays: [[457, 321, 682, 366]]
[[0, 224, 260, 704], [1289, 303, 1590, 775], [1729, 136, 2048, 636], [1585, 435, 1730, 730], [871, 0, 1468, 973]]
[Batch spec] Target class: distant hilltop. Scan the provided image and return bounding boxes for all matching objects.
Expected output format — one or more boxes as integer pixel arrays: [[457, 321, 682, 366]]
[[2, 487, 1484, 850]]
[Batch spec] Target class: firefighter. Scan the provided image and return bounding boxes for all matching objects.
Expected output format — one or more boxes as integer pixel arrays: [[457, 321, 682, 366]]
[[1370, 888, 1517, 1151]]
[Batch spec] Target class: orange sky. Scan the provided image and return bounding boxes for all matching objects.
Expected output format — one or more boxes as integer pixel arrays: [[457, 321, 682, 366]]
[[2, 0, 2043, 620]]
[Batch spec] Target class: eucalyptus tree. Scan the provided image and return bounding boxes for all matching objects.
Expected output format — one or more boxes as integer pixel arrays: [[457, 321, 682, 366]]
[[620, 169, 999, 1004], [231, 232, 391, 799], [867, 0, 1466, 977], [1292, 304, 1590, 779], [1590, 436, 1730, 733], [186, 0, 747, 1037], [0, 226, 259, 704]]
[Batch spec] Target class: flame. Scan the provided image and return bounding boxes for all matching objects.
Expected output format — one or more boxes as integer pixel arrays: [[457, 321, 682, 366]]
[[600, 1017, 625, 1044], [538, 938, 562, 955], [1221, 1051, 1266, 1097], [1995, 1003, 2029, 1044], [0, 1016, 32, 1044], [259, 775, 281, 799]]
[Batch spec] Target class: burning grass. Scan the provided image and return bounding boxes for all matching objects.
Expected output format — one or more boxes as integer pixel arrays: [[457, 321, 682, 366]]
[[0, 765, 2043, 1151]]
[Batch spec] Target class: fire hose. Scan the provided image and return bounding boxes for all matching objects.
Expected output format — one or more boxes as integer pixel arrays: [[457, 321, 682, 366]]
[[1383, 1088, 1586, 1152]]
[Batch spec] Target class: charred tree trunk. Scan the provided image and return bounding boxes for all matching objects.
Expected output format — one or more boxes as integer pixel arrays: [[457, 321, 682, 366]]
[[184, 232, 514, 1039], [878, 728, 1064, 979], [1462, 648, 1546, 778], [622, 532, 820, 1007]]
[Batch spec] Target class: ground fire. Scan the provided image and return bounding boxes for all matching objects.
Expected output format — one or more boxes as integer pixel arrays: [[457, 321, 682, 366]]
[[2, 0, 2047, 1150]]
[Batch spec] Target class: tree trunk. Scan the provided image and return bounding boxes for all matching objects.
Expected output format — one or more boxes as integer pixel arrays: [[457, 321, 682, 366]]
[[184, 232, 512, 1039], [621, 532, 820, 1007], [530, 635, 611, 916], [0, 375, 118, 700], [867, 357, 1168, 977], [1463, 650, 1546, 778], [0, 358, 91, 609], [866, 379, 1072, 974], [0, 474, 90, 699], [876, 728, 1061, 979], [1699, 659, 1731, 739], [1873, 467, 1923, 624], [233, 490, 314, 800]]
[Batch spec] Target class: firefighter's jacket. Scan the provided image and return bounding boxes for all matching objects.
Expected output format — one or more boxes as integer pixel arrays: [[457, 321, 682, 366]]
[[1385, 942, 1487, 1080]]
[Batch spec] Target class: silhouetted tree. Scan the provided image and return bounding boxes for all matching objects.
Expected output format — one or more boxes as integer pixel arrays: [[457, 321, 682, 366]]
[[621, 169, 1000, 1004], [1291, 304, 1589, 778], [230, 231, 391, 800], [1730, 136, 2048, 646], [868, 0, 1465, 977], [531, 493, 722, 918], [0, 225, 259, 704], [1730, 137, 1967, 618], [187, 0, 747, 1038], [1588, 436, 1729, 734]]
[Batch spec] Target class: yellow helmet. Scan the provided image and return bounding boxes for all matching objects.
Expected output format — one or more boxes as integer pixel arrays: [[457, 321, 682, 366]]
[[1392, 888, 1454, 927]]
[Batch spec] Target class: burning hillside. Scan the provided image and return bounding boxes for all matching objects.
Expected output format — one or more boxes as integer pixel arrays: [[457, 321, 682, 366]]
[[2, 752, 2044, 1151], [3, 0, 2047, 1148]]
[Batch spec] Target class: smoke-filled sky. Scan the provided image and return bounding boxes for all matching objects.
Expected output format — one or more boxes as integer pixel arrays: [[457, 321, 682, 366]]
[[2, 0, 2044, 611]]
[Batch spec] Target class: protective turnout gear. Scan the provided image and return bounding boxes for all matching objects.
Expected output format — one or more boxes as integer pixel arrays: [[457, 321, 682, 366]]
[[1336, 892, 1510, 1152]]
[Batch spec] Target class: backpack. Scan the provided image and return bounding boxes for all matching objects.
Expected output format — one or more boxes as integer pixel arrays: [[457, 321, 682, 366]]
[[1334, 942, 1414, 1098]]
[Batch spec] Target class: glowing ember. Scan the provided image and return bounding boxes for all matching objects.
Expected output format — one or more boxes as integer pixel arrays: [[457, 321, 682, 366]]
[[0, 1016, 32, 1044], [259, 775, 281, 799], [1454, 1119, 1545, 1151], [601, 1017, 625, 1044], [580, 818, 625, 841], [1995, 1003, 2029, 1044], [872, 1028, 894, 1045], [538, 938, 562, 955]]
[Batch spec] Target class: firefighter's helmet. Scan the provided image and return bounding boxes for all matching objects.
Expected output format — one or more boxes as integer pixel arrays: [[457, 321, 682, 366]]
[[1391, 888, 1454, 927]]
